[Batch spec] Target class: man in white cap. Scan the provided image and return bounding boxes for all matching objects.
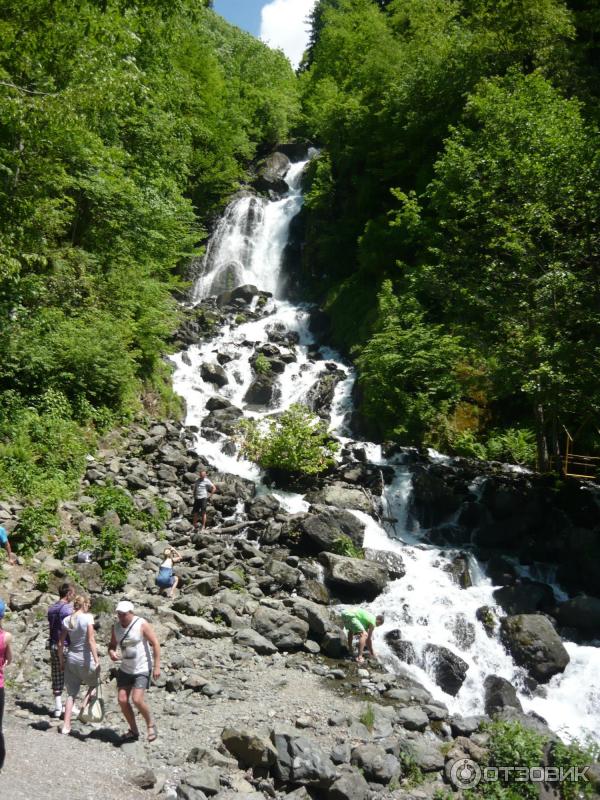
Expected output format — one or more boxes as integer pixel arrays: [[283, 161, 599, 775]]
[[108, 600, 161, 742]]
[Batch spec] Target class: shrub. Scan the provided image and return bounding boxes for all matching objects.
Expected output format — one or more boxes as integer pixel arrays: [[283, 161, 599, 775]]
[[89, 485, 170, 532], [331, 535, 364, 559], [95, 524, 134, 591], [13, 505, 61, 556], [254, 353, 272, 375], [237, 404, 338, 475], [36, 569, 50, 592], [486, 428, 536, 467]]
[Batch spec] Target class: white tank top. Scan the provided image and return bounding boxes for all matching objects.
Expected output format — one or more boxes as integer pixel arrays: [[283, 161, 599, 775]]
[[115, 617, 151, 675]]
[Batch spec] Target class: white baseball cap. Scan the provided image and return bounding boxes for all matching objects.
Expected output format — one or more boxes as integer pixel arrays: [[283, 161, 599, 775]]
[[115, 600, 134, 613]]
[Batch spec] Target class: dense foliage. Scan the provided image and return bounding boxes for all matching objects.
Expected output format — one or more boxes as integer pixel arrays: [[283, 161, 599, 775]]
[[0, 0, 298, 502], [299, 0, 600, 466], [237, 404, 339, 476]]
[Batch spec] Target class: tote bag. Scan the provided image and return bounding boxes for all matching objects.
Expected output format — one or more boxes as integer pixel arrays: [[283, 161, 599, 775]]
[[79, 681, 105, 723]]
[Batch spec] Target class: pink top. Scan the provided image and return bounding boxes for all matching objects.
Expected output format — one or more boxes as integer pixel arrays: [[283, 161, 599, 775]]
[[0, 629, 6, 689]]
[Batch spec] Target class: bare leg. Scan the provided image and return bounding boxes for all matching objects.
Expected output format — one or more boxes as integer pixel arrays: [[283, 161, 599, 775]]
[[201, 509, 207, 530], [168, 576, 179, 599], [356, 631, 368, 663], [118, 687, 138, 734], [192, 511, 199, 530], [62, 695, 75, 731], [131, 688, 152, 732]]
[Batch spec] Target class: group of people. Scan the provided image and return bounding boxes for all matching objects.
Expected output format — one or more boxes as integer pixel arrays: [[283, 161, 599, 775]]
[[0, 582, 159, 750]]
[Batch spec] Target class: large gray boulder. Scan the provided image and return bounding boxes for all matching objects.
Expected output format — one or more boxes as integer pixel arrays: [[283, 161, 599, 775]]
[[328, 769, 369, 800], [319, 552, 388, 601], [233, 628, 278, 655], [500, 614, 570, 682], [221, 727, 277, 768], [298, 506, 365, 552], [270, 727, 337, 788], [305, 483, 373, 514], [254, 152, 291, 195], [484, 675, 523, 715], [251, 606, 309, 651], [350, 743, 401, 783]]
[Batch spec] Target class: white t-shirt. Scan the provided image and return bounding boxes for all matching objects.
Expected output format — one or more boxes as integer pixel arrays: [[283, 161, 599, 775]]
[[62, 612, 94, 661]]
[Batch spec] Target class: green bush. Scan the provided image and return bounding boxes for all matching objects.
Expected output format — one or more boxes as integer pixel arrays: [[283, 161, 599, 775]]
[[237, 404, 338, 476], [254, 353, 272, 375], [96, 524, 134, 592], [89, 484, 170, 531], [331, 535, 364, 559], [13, 505, 61, 557], [486, 428, 537, 467]]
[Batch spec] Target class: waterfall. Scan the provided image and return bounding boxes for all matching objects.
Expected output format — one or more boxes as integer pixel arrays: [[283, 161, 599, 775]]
[[171, 156, 600, 744]]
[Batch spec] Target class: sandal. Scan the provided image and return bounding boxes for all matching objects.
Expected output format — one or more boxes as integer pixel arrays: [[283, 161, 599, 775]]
[[147, 723, 158, 743], [120, 729, 139, 742]]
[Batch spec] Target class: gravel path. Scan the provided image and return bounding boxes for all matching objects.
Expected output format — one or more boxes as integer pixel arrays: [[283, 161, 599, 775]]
[[1, 703, 151, 800]]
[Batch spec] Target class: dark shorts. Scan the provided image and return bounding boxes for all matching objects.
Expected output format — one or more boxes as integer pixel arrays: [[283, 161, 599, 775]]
[[117, 670, 151, 690], [193, 497, 208, 514]]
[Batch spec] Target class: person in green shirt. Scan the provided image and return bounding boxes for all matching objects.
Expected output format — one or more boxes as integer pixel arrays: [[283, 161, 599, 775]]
[[341, 608, 384, 664]]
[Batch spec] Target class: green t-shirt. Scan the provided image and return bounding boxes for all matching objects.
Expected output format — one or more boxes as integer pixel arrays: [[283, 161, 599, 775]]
[[352, 609, 376, 629]]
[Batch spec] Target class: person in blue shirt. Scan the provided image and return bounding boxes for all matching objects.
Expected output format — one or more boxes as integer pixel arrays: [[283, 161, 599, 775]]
[[0, 527, 15, 565]]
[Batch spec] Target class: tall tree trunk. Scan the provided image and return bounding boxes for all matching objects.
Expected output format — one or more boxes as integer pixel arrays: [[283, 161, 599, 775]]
[[534, 402, 549, 472]]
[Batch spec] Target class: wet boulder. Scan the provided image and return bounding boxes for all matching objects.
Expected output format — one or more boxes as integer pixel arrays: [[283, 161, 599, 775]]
[[484, 675, 523, 716], [231, 284, 259, 304], [493, 580, 555, 615], [444, 554, 472, 588], [363, 549, 405, 580], [385, 630, 417, 664], [244, 374, 279, 406], [200, 362, 228, 388], [319, 552, 389, 602], [305, 366, 347, 420], [304, 483, 373, 514], [254, 152, 291, 195], [500, 614, 570, 683], [422, 644, 469, 696]]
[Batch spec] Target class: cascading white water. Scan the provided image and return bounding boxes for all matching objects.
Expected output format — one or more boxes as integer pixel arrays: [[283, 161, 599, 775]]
[[172, 157, 600, 745]]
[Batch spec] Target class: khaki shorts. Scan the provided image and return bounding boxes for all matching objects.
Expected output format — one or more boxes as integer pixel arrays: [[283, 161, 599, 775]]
[[64, 659, 98, 698]]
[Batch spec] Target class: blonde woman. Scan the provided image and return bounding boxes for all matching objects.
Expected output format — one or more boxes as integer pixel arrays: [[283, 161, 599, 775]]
[[58, 594, 100, 734], [155, 547, 182, 599]]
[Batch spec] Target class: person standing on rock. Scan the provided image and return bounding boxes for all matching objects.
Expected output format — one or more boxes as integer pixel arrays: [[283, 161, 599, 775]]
[[47, 582, 75, 718], [108, 600, 161, 742], [0, 598, 13, 773], [341, 609, 384, 664], [192, 468, 216, 531], [0, 526, 16, 565], [57, 594, 100, 735]]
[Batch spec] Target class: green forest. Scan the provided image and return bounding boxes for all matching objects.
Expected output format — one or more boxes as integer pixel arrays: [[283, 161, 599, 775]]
[[0, 0, 298, 502], [298, 0, 600, 468], [1, 0, 600, 505]]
